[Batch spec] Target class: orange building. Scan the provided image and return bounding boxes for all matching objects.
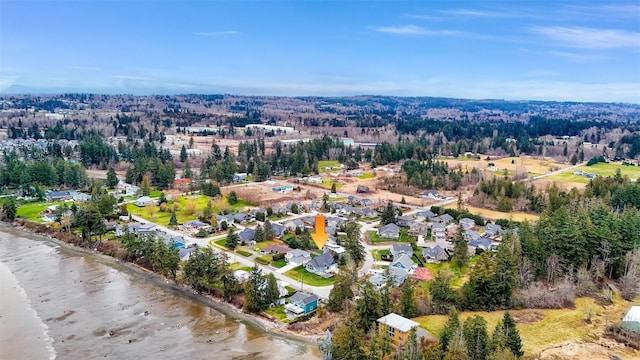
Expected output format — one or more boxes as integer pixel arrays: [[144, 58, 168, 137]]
[[377, 313, 420, 346]]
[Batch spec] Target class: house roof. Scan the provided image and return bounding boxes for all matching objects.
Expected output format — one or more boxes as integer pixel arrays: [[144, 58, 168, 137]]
[[271, 223, 285, 236], [440, 214, 454, 223], [392, 254, 415, 269], [369, 267, 408, 288], [470, 238, 492, 249], [379, 223, 400, 234], [307, 252, 335, 269], [264, 244, 292, 253], [423, 245, 445, 259], [417, 210, 435, 219], [174, 178, 191, 184], [391, 243, 412, 254], [377, 313, 419, 333], [287, 249, 311, 258], [290, 292, 318, 305], [238, 228, 255, 241], [623, 306, 640, 323]]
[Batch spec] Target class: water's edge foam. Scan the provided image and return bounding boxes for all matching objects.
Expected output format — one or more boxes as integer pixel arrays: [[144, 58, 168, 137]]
[[0, 260, 57, 360]]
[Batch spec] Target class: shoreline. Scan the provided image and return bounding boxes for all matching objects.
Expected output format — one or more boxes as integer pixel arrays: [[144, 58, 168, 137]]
[[5, 220, 324, 347]]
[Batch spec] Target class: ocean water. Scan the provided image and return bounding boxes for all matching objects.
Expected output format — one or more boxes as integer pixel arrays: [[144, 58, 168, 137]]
[[0, 224, 321, 360]]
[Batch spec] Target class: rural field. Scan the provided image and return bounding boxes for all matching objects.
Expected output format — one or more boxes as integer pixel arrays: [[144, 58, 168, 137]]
[[442, 156, 567, 177], [414, 296, 639, 357], [546, 162, 640, 184], [445, 203, 540, 222]]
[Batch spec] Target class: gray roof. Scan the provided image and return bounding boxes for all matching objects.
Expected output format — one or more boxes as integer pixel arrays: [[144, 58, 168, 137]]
[[287, 249, 311, 258], [391, 254, 415, 270], [238, 228, 255, 241], [423, 245, 445, 259], [391, 243, 412, 254], [417, 210, 435, 219], [271, 223, 285, 237], [369, 267, 409, 288], [470, 238, 492, 249], [377, 313, 419, 333], [290, 292, 318, 305], [379, 223, 400, 235], [307, 252, 335, 269]]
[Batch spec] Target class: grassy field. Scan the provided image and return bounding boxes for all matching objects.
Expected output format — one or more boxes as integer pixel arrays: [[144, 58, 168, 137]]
[[285, 265, 335, 286], [254, 240, 283, 249], [369, 229, 417, 243], [357, 172, 375, 179], [127, 194, 243, 225], [372, 249, 391, 261], [413, 296, 637, 356], [264, 305, 290, 323], [319, 178, 343, 190], [547, 162, 640, 184], [16, 201, 65, 222], [318, 160, 341, 173], [444, 156, 566, 177], [447, 203, 540, 222], [420, 256, 479, 288], [272, 259, 287, 268]]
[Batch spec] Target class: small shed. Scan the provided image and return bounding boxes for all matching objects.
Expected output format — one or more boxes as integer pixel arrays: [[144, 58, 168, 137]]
[[622, 306, 640, 334]]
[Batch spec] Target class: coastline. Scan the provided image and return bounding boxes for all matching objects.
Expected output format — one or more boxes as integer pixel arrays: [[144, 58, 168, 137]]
[[5, 220, 324, 347]]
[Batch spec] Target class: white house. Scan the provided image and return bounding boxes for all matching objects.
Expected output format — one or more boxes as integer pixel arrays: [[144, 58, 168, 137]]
[[134, 196, 156, 207]]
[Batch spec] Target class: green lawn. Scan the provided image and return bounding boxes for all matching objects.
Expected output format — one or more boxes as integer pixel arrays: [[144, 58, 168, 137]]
[[236, 249, 252, 257], [357, 172, 375, 179], [230, 199, 255, 211], [319, 178, 343, 190], [318, 160, 341, 173], [369, 229, 417, 243], [264, 305, 290, 323], [16, 201, 66, 222], [254, 240, 283, 249], [149, 190, 163, 198], [127, 194, 237, 225], [285, 265, 336, 286], [372, 249, 390, 261], [212, 239, 227, 248], [421, 255, 479, 288], [272, 259, 287, 268], [548, 162, 640, 184], [256, 254, 273, 265]]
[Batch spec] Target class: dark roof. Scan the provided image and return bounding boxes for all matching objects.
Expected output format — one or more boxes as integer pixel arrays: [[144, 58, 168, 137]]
[[307, 252, 335, 269], [423, 245, 445, 259], [290, 292, 318, 305], [238, 228, 255, 241]]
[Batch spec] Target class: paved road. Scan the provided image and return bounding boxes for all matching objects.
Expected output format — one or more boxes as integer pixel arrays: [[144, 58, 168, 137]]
[[129, 214, 332, 299]]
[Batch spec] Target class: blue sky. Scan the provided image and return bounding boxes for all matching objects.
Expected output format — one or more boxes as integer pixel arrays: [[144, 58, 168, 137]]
[[1, 0, 639, 102]]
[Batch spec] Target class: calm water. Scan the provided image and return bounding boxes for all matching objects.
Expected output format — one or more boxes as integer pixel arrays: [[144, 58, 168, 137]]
[[0, 224, 321, 360]]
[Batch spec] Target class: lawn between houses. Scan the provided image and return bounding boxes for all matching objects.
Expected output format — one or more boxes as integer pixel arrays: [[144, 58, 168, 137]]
[[413, 296, 639, 356], [285, 265, 336, 286], [16, 201, 66, 222], [369, 229, 417, 243]]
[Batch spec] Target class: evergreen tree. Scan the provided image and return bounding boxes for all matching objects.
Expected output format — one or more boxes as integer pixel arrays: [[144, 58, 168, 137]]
[[2, 197, 18, 221], [422, 343, 445, 360], [400, 280, 418, 318], [452, 227, 469, 270], [180, 145, 188, 162], [105, 167, 118, 188], [444, 329, 469, 360], [401, 196, 406, 204], [228, 191, 238, 205], [331, 319, 366, 360], [492, 313, 523, 358], [463, 316, 489, 360], [168, 211, 178, 227], [331, 182, 337, 194], [401, 328, 421, 360], [263, 219, 275, 240], [441, 307, 461, 353], [243, 266, 267, 313], [367, 323, 391, 360], [381, 201, 398, 225], [183, 160, 192, 179], [264, 273, 280, 306], [429, 270, 458, 313], [355, 281, 383, 332], [254, 224, 265, 242], [140, 173, 151, 196], [327, 274, 354, 312], [226, 227, 238, 249], [344, 221, 365, 265]]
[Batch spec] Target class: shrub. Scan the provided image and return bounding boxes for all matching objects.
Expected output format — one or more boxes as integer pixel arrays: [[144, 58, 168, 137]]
[[272, 253, 285, 261]]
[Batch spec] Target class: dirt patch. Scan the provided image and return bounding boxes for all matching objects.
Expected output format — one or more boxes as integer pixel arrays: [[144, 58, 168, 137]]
[[537, 341, 634, 360], [512, 310, 545, 324]]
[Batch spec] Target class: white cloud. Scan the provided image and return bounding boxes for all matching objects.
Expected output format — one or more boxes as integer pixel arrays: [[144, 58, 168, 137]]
[[439, 9, 511, 18], [531, 26, 640, 49], [371, 25, 458, 36], [549, 51, 605, 63], [194, 30, 240, 37]]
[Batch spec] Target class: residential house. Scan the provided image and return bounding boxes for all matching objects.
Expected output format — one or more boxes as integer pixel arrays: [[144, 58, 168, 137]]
[[70, 191, 90, 201], [390, 244, 413, 259], [272, 185, 293, 193], [415, 210, 435, 222], [233, 173, 248, 182], [134, 196, 156, 207], [41, 213, 57, 223], [233, 212, 251, 224], [234, 270, 250, 283], [285, 292, 318, 316], [391, 254, 416, 273], [323, 243, 347, 258], [356, 185, 370, 194], [286, 202, 303, 213], [263, 244, 292, 254], [184, 220, 211, 231], [377, 313, 420, 346], [173, 178, 191, 189], [360, 198, 374, 207], [284, 219, 305, 232], [369, 267, 409, 289], [270, 223, 286, 238], [622, 306, 640, 334], [378, 223, 401, 239], [484, 223, 505, 238], [469, 238, 493, 253], [347, 195, 360, 206], [238, 228, 255, 245], [408, 222, 429, 237], [439, 214, 455, 224], [459, 217, 476, 230], [128, 222, 156, 235], [46, 190, 72, 202], [216, 214, 235, 229], [306, 176, 323, 184], [116, 181, 140, 196], [464, 229, 481, 242], [326, 217, 345, 229], [178, 247, 196, 261], [422, 245, 448, 263], [431, 223, 447, 242], [274, 281, 289, 306], [271, 205, 288, 216], [305, 252, 337, 276], [104, 220, 118, 232], [421, 190, 439, 199], [285, 249, 312, 266], [396, 216, 413, 227], [361, 208, 378, 218]]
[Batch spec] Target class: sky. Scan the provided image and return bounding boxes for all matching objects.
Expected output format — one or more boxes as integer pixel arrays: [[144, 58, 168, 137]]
[[1, 0, 639, 102]]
